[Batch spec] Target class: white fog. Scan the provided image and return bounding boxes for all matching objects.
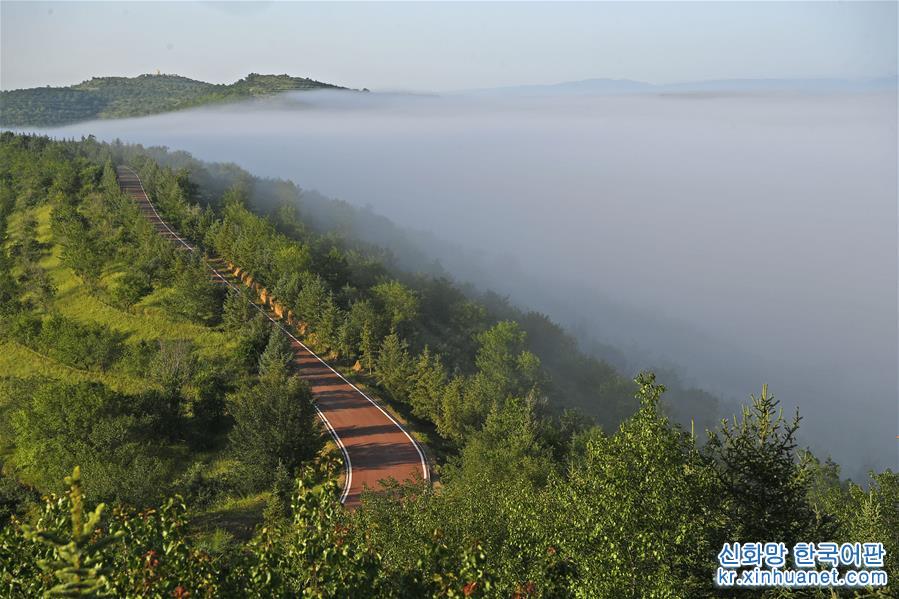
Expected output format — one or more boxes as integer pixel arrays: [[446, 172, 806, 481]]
[[25, 88, 898, 476]]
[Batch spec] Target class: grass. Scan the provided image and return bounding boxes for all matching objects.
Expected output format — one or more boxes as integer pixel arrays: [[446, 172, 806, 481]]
[[29, 201, 237, 373], [0, 339, 147, 394], [1, 199, 264, 533], [3, 194, 435, 534], [193, 493, 269, 542]]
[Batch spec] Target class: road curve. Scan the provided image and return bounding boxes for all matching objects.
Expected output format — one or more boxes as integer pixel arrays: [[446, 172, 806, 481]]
[[116, 165, 429, 508]]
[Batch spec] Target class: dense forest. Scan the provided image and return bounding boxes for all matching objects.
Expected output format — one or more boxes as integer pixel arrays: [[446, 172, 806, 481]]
[[0, 73, 347, 127], [0, 132, 894, 597]]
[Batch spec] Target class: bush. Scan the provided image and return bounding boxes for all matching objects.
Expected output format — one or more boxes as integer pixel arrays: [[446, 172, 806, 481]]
[[36, 314, 123, 371], [116, 339, 158, 376], [227, 375, 322, 491], [11, 380, 175, 504], [5, 311, 41, 345], [111, 268, 153, 307]]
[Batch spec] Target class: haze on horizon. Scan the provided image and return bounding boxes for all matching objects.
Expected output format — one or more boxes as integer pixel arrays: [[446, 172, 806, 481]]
[[1, 1, 896, 92]]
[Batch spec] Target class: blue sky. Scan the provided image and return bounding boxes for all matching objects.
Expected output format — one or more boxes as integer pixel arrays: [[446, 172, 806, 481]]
[[1, 1, 896, 91]]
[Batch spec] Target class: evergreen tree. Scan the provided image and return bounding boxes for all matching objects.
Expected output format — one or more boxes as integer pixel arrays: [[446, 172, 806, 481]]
[[705, 385, 821, 549], [436, 375, 469, 442], [51, 203, 106, 291], [375, 332, 414, 402], [550, 373, 719, 597], [227, 376, 321, 491], [359, 322, 376, 374], [0, 250, 21, 316], [258, 326, 295, 377], [21, 466, 124, 597], [409, 347, 447, 422], [316, 293, 342, 353], [295, 273, 328, 325], [165, 253, 225, 325], [222, 288, 254, 331], [372, 280, 419, 334]]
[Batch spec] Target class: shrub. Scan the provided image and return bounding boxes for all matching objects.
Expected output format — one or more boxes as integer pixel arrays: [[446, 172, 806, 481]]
[[227, 375, 321, 491], [36, 314, 123, 371]]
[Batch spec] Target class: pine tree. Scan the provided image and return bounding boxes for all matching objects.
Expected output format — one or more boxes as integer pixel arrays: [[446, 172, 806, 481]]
[[409, 347, 447, 421], [222, 288, 254, 331], [375, 332, 414, 402], [316, 294, 341, 353], [21, 466, 124, 597], [258, 326, 295, 378], [359, 323, 376, 375], [705, 385, 820, 548]]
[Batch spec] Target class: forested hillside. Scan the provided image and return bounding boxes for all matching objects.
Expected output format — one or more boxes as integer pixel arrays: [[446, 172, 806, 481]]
[[0, 73, 346, 126], [123, 144, 725, 436], [0, 132, 895, 597]]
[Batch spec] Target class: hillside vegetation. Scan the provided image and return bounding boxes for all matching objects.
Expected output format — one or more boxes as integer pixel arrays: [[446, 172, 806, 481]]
[[0, 132, 895, 597], [0, 73, 346, 126]]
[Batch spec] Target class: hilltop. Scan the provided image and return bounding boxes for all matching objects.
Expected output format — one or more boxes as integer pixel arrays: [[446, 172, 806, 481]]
[[0, 73, 348, 127]]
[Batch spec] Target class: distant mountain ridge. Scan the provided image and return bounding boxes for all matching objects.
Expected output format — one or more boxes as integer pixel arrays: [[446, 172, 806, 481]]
[[0, 73, 349, 127], [461, 75, 899, 96]]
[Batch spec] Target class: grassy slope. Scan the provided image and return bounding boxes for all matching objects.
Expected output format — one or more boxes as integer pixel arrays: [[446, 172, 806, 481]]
[[1, 203, 237, 393], [1, 192, 420, 535], [0, 202, 267, 538], [0, 73, 348, 127]]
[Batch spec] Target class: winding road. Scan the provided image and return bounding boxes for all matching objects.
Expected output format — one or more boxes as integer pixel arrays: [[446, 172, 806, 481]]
[[117, 165, 429, 508]]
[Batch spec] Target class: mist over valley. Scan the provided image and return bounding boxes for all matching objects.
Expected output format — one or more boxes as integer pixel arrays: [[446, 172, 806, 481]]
[[22, 86, 898, 475]]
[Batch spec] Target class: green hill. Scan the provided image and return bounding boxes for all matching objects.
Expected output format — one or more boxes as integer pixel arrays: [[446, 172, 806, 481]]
[[0, 73, 347, 127], [0, 132, 895, 597]]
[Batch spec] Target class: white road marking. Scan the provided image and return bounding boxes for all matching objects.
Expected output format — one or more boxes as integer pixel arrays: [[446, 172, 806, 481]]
[[118, 166, 429, 504]]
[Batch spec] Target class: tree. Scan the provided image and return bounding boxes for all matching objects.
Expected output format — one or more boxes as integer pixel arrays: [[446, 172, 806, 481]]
[[111, 267, 152, 308], [165, 253, 224, 325], [295, 272, 328, 326], [222, 287, 254, 331], [258, 326, 295, 377], [474, 321, 542, 400], [11, 380, 174, 505], [246, 468, 382, 597], [345, 299, 384, 365], [20, 466, 124, 598], [408, 347, 446, 422], [100, 159, 119, 195], [0, 250, 22, 316], [153, 339, 195, 393], [316, 293, 342, 354], [372, 280, 419, 334], [436, 375, 469, 442], [51, 203, 106, 291], [227, 375, 321, 491], [549, 372, 719, 597], [359, 322, 377, 374], [435, 322, 544, 441], [705, 385, 822, 549], [20, 261, 56, 310], [337, 316, 355, 361], [375, 332, 414, 402], [233, 313, 271, 373]]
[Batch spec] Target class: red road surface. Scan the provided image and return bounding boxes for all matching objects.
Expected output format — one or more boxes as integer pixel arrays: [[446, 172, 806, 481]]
[[117, 166, 429, 508]]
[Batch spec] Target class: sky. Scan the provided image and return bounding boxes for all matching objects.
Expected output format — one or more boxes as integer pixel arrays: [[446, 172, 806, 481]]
[[1, 1, 897, 92]]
